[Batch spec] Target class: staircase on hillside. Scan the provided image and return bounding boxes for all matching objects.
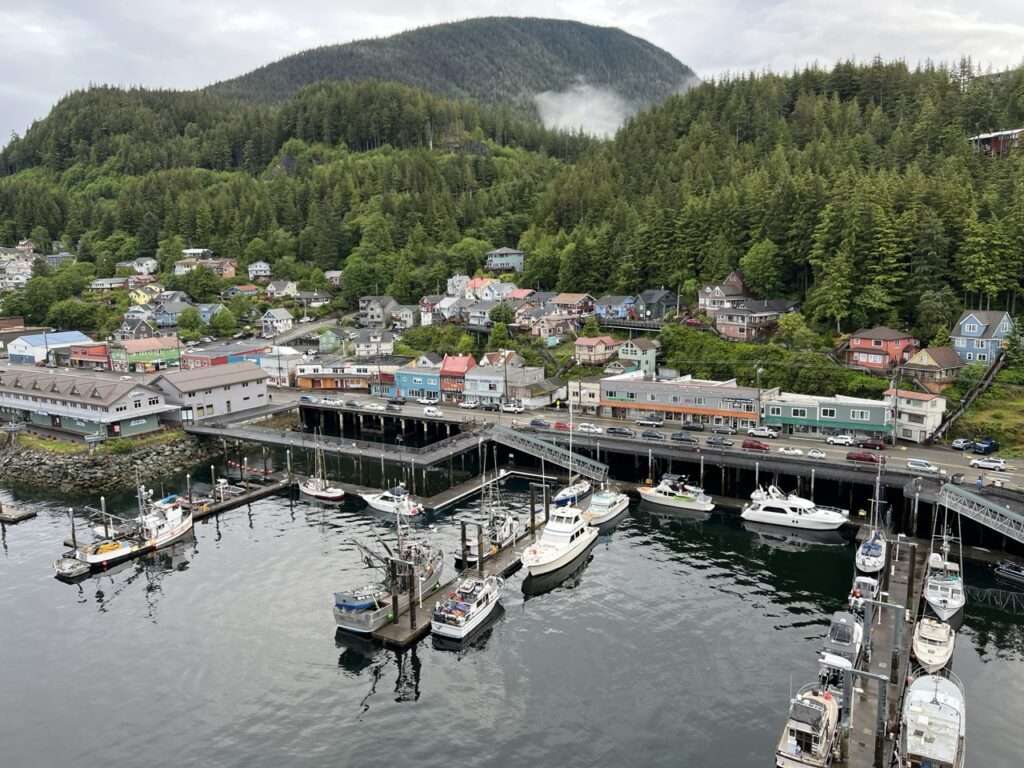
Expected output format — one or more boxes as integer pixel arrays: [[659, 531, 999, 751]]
[[932, 352, 1006, 441]]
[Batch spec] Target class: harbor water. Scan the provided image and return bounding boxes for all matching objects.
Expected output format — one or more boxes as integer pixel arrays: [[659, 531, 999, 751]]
[[1, 472, 1022, 767]]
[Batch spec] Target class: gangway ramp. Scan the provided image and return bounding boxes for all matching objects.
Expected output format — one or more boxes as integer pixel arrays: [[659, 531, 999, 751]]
[[938, 483, 1024, 545], [490, 426, 608, 482]]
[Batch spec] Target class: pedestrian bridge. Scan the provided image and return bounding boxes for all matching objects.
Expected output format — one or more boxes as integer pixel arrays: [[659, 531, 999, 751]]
[[490, 426, 608, 483], [938, 483, 1024, 545]]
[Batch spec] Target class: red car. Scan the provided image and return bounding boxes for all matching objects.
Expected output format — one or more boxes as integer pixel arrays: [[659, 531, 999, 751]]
[[847, 451, 886, 465], [742, 438, 770, 452], [553, 421, 571, 431], [856, 439, 886, 451]]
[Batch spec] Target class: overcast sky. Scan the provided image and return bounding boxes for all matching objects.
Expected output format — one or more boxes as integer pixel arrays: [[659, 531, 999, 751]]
[[4, 1, 1024, 144]]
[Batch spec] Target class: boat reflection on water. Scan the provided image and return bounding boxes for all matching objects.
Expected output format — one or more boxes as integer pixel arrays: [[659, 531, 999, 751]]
[[522, 538, 598, 599], [334, 627, 382, 675], [641, 501, 712, 525], [742, 520, 849, 551], [431, 604, 505, 654]]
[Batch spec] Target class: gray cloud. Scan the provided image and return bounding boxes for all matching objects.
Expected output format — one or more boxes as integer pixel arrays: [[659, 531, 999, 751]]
[[2, 1, 1024, 145]]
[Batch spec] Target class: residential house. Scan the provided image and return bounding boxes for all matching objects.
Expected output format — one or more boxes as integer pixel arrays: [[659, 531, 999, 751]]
[[154, 301, 193, 328], [46, 251, 77, 270], [116, 317, 159, 341], [181, 247, 213, 260], [116, 257, 158, 275], [550, 293, 594, 315], [479, 281, 517, 303], [467, 301, 498, 328], [761, 392, 891, 438], [439, 354, 476, 402], [110, 337, 181, 373], [885, 388, 947, 444], [528, 312, 577, 342], [223, 284, 262, 299], [324, 270, 343, 288], [594, 295, 637, 320], [528, 291, 557, 308], [504, 366, 547, 405], [157, 290, 191, 304], [261, 308, 293, 338], [485, 246, 525, 273], [465, 277, 495, 300], [600, 371, 762, 430], [129, 284, 163, 306], [698, 271, 749, 317], [0, 258, 32, 291], [391, 304, 418, 330], [359, 295, 399, 327], [508, 288, 535, 302], [354, 329, 394, 358], [296, 290, 330, 309], [464, 365, 506, 406], [603, 359, 636, 375], [173, 258, 199, 276], [951, 310, 1014, 367], [479, 349, 525, 368], [716, 299, 799, 342], [901, 347, 965, 393], [846, 326, 918, 373], [618, 338, 661, 377], [266, 280, 298, 300], [568, 377, 602, 415], [574, 336, 622, 365], [0, 368, 173, 439], [152, 362, 269, 422], [247, 260, 272, 281], [6, 331, 93, 365], [319, 329, 343, 355], [180, 341, 268, 370], [90, 277, 129, 292], [395, 356, 443, 400], [257, 346, 303, 386], [446, 274, 470, 297], [968, 128, 1023, 157], [196, 303, 227, 325], [124, 304, 155, 323], [435, 296, 461, 322], [419, 294, 444, 326]]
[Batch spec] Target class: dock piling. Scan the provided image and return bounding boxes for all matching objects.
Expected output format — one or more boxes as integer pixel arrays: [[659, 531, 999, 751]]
[[460, 521, 468, 567], [390, 560, 399, 625], [187, 474, 192, 506], [477, 525, 484, 576], [101, 497, 108, 537], [407, 570, 417, 630], [529, 486, 537, 538]]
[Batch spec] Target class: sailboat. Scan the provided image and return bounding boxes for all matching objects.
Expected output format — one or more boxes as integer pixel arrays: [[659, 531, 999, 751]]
[[301, 430, 345, 501], [924, 504, 966, 623], [855, 465, 887, 574], [455, 448, 519, 568], [553, 400, 592, 508]]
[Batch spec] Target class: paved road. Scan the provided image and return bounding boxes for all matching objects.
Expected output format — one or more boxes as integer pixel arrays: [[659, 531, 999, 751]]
[[272, 317, 338, 346]]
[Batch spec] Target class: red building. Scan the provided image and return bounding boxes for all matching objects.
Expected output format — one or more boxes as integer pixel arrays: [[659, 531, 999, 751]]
[[68, 343, 111, 371], [439, 354, 476, 403], [845, 327, 917, 373]]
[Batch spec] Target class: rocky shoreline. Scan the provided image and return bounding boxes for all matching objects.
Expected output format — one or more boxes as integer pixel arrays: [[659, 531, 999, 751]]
[[0, 435, 220, 494]]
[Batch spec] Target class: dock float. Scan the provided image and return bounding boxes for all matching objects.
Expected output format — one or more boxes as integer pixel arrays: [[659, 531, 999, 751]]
[[0, 501, 36, 524]]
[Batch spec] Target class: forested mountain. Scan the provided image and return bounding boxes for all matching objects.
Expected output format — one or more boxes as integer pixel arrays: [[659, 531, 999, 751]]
[[206, 17, 694, 114]]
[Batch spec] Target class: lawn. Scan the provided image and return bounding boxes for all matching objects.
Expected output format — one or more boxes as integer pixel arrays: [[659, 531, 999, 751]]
[[16, 428, 186, 456], [951, 368, 1024, 457]]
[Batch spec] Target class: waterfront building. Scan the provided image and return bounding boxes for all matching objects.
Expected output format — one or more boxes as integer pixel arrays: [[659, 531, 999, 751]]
[[761, 392, 892, 438], [151, 362, 269, 422], [599, 371, 762, 430], [6, 331, 93, 365], [885, 388, 947, 444], [110, 337, 182, 373]]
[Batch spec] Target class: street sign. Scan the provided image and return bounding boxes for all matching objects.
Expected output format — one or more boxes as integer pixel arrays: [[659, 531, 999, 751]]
[[84, 434, 106, 444]]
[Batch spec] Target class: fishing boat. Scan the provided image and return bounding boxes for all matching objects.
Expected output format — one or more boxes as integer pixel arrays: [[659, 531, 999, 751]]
[[912, 617, 955, 674], [994, 559, 1024, 587], [638, 473, 715, 512], [818, 611, 863, 679], [924, 509, 965, 622], [455, 453, 519, 568], [300, 431, 345, 501], [775, 683, 841, 767], [899, 671, 966, 768], [360, 484, 423, 518], [585, 486, 630, 526], [333, 517, 443, 634], [848, 575, 879, 614], [431, 575, 504, 640], [741, 485, 847, 531], [521, 505, 597, 576]]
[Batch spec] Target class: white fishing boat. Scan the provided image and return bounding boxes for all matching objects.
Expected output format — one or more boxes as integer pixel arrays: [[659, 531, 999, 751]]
[[899, 671, 966, 768], [585, 486, 630, 526], [924, 509, 965, 622], [912, 617, 955, 674], [741, 485, 847, 531], [521, 506, 598, 576], [361, 484, 423, 518], [333, 517, 443, 634], [818, 611, 863, 677], [457, 452, 520, 568], [638, 473, 714, 512], [848, 575, 879, 614], [301, 430, 345, 502], [431, 575, 504, 640], [775, 683, 841, 768]]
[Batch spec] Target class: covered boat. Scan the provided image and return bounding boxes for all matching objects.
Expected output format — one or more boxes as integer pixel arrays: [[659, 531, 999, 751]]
[[637, 474, 714, 512], [912, 617, 955, 674], [855, 529, 887, 574], [818, 611, 863, 680], [584, 487, 630, 526], [552, 479, 593, 509], [431, 576, 504, 640], [899, 671, 965, 768], [775, 683, 840, 767]]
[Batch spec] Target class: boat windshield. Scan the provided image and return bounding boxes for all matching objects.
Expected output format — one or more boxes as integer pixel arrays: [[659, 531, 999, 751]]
[[829, 622, 853, 644]]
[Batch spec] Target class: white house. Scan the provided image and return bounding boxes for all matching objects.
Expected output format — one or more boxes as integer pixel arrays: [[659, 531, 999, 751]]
[[266, 280, 298, 299], [261, 308, 293, 338], [248, 261, 272, 281], [885, 388, 947, 444], [355, 330, 395, 358], [479, 281, 517, 302], [7, 331, 94, 365], [446, 274, 470, 297]]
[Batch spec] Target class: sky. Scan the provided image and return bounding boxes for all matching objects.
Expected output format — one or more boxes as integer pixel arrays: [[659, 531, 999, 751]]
[[3, 0, 1024, 143]]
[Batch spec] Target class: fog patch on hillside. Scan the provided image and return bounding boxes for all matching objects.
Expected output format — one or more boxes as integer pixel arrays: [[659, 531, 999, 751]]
[[534, 82, 634, 138]]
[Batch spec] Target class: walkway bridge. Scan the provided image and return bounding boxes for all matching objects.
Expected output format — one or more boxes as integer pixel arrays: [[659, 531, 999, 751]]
[[965, 585, 1024, 615], [490, 426, 608, 483], [938, 483, 1024, 545]]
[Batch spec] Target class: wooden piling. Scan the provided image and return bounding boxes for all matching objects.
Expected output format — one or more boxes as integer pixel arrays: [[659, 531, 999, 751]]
[[407, 570, 417, 630], [390, 560, 399, 625], [477, 525, 485, 576]]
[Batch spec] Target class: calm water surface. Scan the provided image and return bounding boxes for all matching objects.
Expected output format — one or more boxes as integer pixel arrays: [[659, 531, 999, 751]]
[[1, 474, 1021, 768]]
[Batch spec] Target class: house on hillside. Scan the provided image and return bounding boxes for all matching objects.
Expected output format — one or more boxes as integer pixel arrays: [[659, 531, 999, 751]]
[[968, 128, 1023, 157], [900, 347, 965, 392], [479, 281, 517, 302], [618, 338, 661, 377], [950, 310, 1014, 367], [845, 326, 918, 373], [698, 271, 749, 317], [266, 280, 298, 299], [324, 270, 343, 288], [594, 295, 637, 320], [223, 284, 262, 299], [358, 295, 399, 327], [574, 336, 621, 365], [465, 277, 495, 300], [446, 274, 470, 297], [484, 247, 525, 273], [391, 305, 418, 330], [247, 261, 272, 281], [419, 294, 444, 326], [90, 277, 129, 292], [354, 330, 394, 358], [637, 288, 679, 320], [117, 317, 160, 341], [550, 293, 594, 315], [261, 308, 293, 338], [715, 299, 799, 342], [154, 301, 192, 328], [196, 303, 227, 324]]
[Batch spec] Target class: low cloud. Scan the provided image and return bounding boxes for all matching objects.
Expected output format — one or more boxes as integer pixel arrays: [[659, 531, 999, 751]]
[[534, 81, 635, 137]]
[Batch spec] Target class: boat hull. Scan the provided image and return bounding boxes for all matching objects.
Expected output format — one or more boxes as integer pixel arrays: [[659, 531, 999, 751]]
[[334, 563, 443, 634], [586, 495, 630, 526], [522, 525, 599, 576], [924, 595, 964, 623], [431, 592, 502, 640], [740, 507, 845, 531], [638, 486, 714, 512]]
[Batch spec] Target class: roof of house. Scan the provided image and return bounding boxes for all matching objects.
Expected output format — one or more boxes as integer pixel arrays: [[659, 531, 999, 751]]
[[182, 342, 269, 359], [724, 299, 798, 315], [420, 294, 444, 305], [551, 292, 592, 305], [466, 277, 494, 290], [851, 325, 915, 341], [884, 388, 942, 401], [906, 346, 964, 370], [13, 331, 92, 348], [355, 329, 394, 343], [624, 338, 661, 350], [575, 336, 620, 348], [152, 362, 268, 393], [955, 310, 1012, 338], [263, 308, 293, 320], [508, 288, 535, 300], [231, 283, 262, 292], [440, 354, 476, 375], [115, 337, 181, 353], [157, 301, 193, 315], [701, 271, 748, 296], [0, 368, 160, 407], [639, 288, 676, 303], [595, 295, 634, 307], [486, 247, 524, 256], [268, 280, 296, 291]]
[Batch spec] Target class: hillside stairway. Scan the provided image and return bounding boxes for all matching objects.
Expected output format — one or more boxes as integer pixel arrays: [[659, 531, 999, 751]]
[[932, 352, 1005, 441]]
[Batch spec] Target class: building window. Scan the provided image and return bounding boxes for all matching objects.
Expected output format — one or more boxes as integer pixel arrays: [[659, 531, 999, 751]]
[[871, 339, 882, 347], [964, 323, 978, 334], [966, 353, 974, 361], [694, 397, 705, 406], [768, 406, 781, 417], [978, 353, 988, 362], [955, 338, 965, 348], [974, 339, 985, 349], [792, 408, 807, 418], [850, 409, 870, 421], [821, 407, 836, 418]]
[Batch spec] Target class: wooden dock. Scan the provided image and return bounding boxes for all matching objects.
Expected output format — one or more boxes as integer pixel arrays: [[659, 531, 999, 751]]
[[190, 478, 295, 521], [0, 501, 36, 524]]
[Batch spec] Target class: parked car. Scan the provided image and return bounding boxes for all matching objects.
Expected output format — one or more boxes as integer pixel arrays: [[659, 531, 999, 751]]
[[530, 418, 551, 429], [679, 422, 705, 432], [344, 400, 359, 408], [684, 318, 703, 327], [635, 416, 664, 428], [950, 438, 974, 451], [906, 458, 941, 474], [500, 401, 524, 414], [606, 426, 636, 438], [857, 438, 886, 451], [363, 402, 385, 411], [670, 432, 699, 445], [747, 426, 779, 439], [642, 430, 666, 441], [807, 448, 827, 460], [711, 424, 737, 435], [847, 451, 885, 465], [577, 423, 603, 434], [970, 456, 1007, 471], [480, 402, 500, 412], [200, 336, 214, 343], [423, 406, 443, 417], [458, 400, 479, 409], [385, 404, 402, 412], [742, 438, 770, 452], [553, 421, 571, 432], [779, 446, 804, 456], [972, 437, 1000, 455], [706, 435, 734, 448], [827, 434, 855, 446], [299, 395, 317, 403], [387, 396, 406, 406], [417, 397, 439, 405]]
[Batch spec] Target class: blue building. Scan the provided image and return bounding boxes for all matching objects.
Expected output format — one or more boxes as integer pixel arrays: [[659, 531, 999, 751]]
[[395, 356, 442, 400], [594, 295, 637, 320], [484, 247, 525, 273], [6, 331, 94, 365], [950, 310, 1014, 367]]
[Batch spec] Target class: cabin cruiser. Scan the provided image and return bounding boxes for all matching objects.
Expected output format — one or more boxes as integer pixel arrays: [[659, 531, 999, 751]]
[[994, 559, 1024, 587], [431, 576, 504, 640], [334, 520, 443, 634], [637, 474, 714, 512], [899, 671, 966, 768], [818, 611, 863, 680], [741, 486, 847, 531], [855, 529, 887, 574], [456, 467, 519, 568], [360, 485, 423, 518], [775, 683, 840, 767], [848, 575, 879, 614], [912, 617, 955, 674], [584, 487, 630, 526], [552, 479, 592, 509], [521, 506, 597, 576], [924, 528, 965, 622]]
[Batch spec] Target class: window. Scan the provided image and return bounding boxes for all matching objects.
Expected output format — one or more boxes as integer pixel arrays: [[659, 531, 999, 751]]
[[792, 408, 807, 418], [648, 393, 657, 402], [964, 323, 978, 334], [769, 406, 781, 416], [955, 338, 965, 348], [966, 353, 974, 361], [975, 339, 985, 349], [821, 407, 836, 419], [850, 409, 870, 421], [148, 397, 159, 406], [694, 397, 705, 406], [978, 353, 988, 362], [871, 339, 882, 347], [133, 399, 142, 408]]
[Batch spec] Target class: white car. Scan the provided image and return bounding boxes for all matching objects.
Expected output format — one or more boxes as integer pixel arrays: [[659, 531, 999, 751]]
[[500, 402, 524, 414], [778, 446, 803, 456], [363, 402, 385, 412], [827, 434, 855, 446], [458, 400, 479, 409], [577, 423, 603, 434], [807, 448, 827, 460], [423, 406, 443, 417], [417, 397, 439, 405], [907, 458, 941, 474], [747, 426, 779, 439], [298, 316, 313, 323], [970, 456, 1007, 471]]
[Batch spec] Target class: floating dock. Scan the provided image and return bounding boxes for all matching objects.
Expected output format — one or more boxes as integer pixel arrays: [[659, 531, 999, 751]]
[[0, 501, 36, 524]]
